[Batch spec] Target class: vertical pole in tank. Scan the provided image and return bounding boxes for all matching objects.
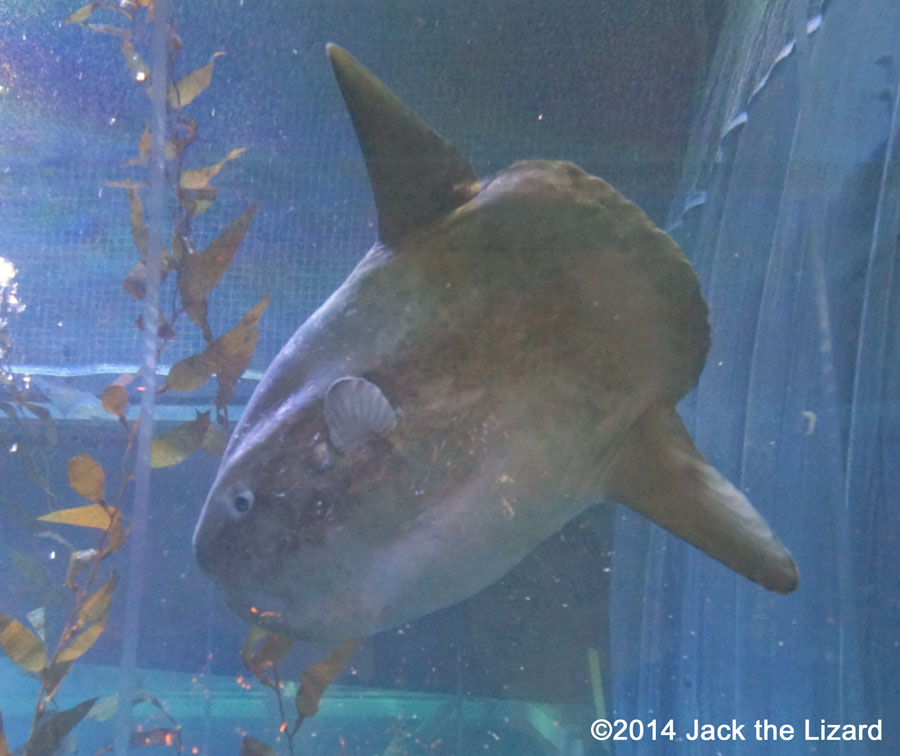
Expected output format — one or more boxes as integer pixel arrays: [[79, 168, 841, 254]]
[[112, 1, 168, 753]]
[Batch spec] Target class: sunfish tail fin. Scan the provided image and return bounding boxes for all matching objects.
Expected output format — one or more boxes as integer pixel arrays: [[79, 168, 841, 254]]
[[607, 404, 799, 593]]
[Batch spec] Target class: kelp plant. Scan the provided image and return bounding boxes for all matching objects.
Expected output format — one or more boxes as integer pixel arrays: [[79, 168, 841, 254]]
[[0, 1, 269, 754]]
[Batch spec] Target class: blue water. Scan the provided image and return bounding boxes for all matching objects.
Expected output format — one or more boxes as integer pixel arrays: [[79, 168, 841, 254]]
[[1, 1, 898, 755]]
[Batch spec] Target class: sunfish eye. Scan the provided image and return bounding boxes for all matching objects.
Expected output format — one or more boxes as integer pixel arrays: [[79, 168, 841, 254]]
[[231, 489, 254, 515]]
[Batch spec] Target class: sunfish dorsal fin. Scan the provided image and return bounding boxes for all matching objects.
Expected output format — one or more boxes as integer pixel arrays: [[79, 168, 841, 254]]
[[327, 44, 479, 246], [607, 404, 799, 593]]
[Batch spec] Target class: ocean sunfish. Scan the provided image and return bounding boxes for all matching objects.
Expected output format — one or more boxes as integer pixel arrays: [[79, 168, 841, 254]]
[[193, 45, 798, 642]]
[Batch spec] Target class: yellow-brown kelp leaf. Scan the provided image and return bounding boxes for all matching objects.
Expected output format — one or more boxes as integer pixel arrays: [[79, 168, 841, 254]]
[[239, 624, 269, 668], [179, 148, 246, 190], [106, 180, 145, 190], [98, 509, 129, 559], [124, 129, 151, 167], [170, 117, 199, 161], [124, 131, 179, 167], [126, 187, 148, 255], [24, 698, 96, 756], [179, 186, 217, 217], [86, 24, 129, 38], [120, 38, 150, 84], [74, 573, 118, 631], [295, 640, 357, 721], [64, 2, 95, 25], [150, 412, 212, 468], [38, 504, 115, 530], [122, 255, 173, 301], [134, 313, 175, 339], [179, 204, 257, 336], [0, 711, 11, 756], [167, 296, 268, 396], [123, 259, 147, 300], [57, 574, 117, 663], [40, 660, 73, 704], [213, 295, 269, 409], [0, 612, 47, 672], [166, 351, 216, 392], [240, 737, 277, 756], [201, 422, 227, 457], [56, 616, 105, 665], [67, 454, 105, 502], [170, 233, 189, 266], [167, 52, 224, 109], [101, 385, 128, 419], [240, 626, 293, 690]]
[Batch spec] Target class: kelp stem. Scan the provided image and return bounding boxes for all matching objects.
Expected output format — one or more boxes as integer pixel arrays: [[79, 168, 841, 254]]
[[113, 0, 170, 753]]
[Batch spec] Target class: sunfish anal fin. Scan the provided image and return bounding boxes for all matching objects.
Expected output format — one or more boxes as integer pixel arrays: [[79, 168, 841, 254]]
[[607, 404, 799, 593], [326, 44, 480, 247]]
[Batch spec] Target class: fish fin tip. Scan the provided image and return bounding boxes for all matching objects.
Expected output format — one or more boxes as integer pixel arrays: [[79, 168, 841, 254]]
[[325, 43, 348, 66], [607, 404, 799, 592]]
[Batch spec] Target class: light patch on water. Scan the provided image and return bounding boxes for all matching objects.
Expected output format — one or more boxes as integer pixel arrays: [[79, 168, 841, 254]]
[[0, 257, 17, 288]]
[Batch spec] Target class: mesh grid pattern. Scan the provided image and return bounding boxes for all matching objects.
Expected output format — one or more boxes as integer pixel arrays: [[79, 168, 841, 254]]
[[1, 0, 699, 396], [4, 94, 561, 378]]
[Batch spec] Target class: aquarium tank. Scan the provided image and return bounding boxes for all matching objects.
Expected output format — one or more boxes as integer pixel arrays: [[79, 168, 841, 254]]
[[0, 0, 897, 754]]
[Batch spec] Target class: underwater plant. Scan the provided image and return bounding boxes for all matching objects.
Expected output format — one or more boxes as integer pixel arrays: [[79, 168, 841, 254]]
[[0, 260, 61, 508], [0, 1, 280, 753], [238, 631, 357, 755], [0, 452, 134, 756], [1, 265, 133, 756]]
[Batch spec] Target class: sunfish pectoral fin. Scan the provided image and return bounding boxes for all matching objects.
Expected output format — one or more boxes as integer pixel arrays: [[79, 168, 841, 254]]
[[324, 376, 397, 451], [606, 404, 799, 593]]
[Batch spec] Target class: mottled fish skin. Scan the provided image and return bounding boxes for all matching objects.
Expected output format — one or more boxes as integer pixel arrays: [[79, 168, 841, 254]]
[[193, 47, 797, 642]]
